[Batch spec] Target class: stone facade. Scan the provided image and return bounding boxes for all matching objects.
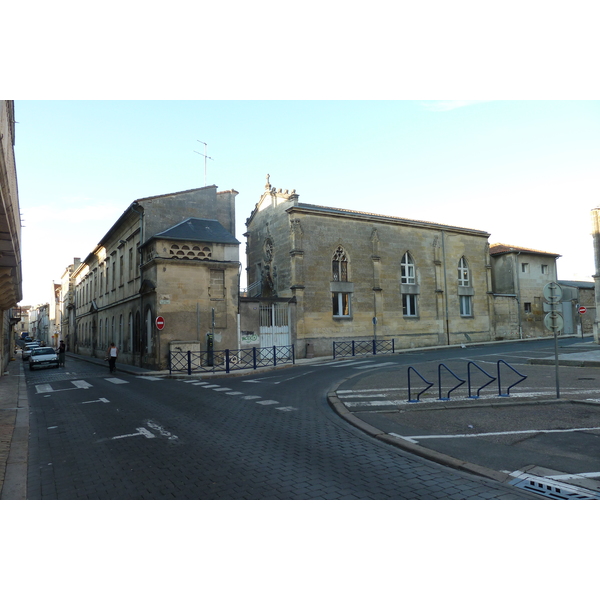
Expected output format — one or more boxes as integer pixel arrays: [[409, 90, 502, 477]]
[[489, 244, 561, 338], [0, 100, 23, 371], [71, 186, 240, 370], [245, 178, 495, 357]]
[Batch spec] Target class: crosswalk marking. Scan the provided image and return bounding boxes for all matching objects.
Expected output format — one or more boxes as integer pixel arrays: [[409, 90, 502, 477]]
[[225, 391, 244, 395], [212, 387, 231, 392], [72, 380, 93, 389], [257, 400, 279, 405], [105, 378, 128, 385], [35, 384, 53, 394], [275, 406, 298, 412], [137, 376, 164, 381]]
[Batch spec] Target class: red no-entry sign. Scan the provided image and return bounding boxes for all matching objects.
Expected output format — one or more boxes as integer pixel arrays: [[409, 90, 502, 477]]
[[578, 306, 587, 315], [156, 316, 165, 330]]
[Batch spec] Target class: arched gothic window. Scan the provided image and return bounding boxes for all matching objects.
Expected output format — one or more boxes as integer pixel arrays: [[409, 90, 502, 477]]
[[332, 246, 348, 282], [401, 252, 416, 284], [458, 257, 470, 286]]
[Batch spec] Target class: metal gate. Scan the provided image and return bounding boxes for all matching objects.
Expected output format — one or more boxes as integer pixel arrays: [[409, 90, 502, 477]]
[[259, 303, 290, 348]]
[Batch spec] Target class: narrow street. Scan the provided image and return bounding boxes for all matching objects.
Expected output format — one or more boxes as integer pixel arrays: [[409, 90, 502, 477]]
[[24, 347, 541, 500]]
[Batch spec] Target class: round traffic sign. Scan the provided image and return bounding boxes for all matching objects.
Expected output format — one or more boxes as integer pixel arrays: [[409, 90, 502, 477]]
[[578, 306, 587, 315], [544, 312, 564, 332], [543, 282, 563, 302], [156, 316, 165, 330]]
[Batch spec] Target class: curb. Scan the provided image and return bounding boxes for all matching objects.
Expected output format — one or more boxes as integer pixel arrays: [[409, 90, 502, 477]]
[[327, 389, 512, 484]]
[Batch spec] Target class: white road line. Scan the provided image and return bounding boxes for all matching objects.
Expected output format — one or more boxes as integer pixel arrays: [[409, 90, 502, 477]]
[[275, 406, 298, 412], [315, 359, 365, 366], [72, 380, 93, 389], [389, 426, 600, 444], [81, 398, 110, 404], [192, 382, 210, 386], [338, 387, 405, 395], [544, 472, 600, 481], [242, 395, 262, 400], [330, 360, 375, 368], [105, 378, 128, 384], [202, 384, 221, 388], [111, 427, 155, 440], [137, 376, 164, 381], [225, 391, 244, 395], [257, 400, 279, 405], [212, 387, 231, 392], [345, 400, 407, 407], [353, 362, 395, 370], [35, 384, 53, 394]]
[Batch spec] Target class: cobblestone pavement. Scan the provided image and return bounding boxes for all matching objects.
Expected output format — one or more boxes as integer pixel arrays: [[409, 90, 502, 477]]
[[24, 359, 536, 500]]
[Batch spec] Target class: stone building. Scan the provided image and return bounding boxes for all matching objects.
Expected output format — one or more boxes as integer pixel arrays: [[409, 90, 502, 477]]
[[244, 177, 495, 357], [70, 186, 240, 370], [558, 280, 595, 336], [489, 244, 561, 339], [0, 100, 23, 371], [590, 207, 600, 343]]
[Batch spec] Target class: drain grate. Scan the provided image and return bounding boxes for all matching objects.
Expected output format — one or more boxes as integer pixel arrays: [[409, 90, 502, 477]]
[[509, 474, 600, 500]]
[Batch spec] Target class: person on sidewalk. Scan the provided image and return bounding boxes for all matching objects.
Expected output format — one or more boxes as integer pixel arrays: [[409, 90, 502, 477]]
[[57, 340, 66, 367], [106, 342, 118, 373]]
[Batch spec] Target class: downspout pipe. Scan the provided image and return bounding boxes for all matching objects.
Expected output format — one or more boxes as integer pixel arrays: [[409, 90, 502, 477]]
[[130, 203, 144, 367]]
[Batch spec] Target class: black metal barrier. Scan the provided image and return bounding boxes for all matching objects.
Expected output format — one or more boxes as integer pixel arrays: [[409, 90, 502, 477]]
[[169, 345, 295, 375], [407, 360, 527, 403], [333, 339, 395, 359]]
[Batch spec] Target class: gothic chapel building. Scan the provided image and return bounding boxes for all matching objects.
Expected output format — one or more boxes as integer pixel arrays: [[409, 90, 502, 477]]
[[244, 177, 495, 357]]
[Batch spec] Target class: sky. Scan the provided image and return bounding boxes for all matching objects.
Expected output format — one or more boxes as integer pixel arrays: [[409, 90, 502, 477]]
[[12, 99, 600, 306]]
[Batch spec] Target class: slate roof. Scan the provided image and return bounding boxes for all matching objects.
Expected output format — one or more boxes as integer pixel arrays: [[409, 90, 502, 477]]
[[152, 218, 240, 245], [489, 243, 561, 257], [290, 203, 490, 236]]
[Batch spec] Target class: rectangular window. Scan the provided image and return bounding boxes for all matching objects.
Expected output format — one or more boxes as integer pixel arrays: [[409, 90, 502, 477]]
[[332, 292, 350, 317], [524, 302, 532, 313], [402, 294, 418, 316], [119, 255, 124, 285], [521, 263, 529, 273], [460, 295, 472, 317], [129, 248, 133, 279], [106, 262, 110, 293], [541, 264, 548, 274]]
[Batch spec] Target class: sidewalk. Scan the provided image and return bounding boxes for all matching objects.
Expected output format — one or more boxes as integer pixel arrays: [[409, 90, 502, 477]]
[[0, 358, 28, 500]]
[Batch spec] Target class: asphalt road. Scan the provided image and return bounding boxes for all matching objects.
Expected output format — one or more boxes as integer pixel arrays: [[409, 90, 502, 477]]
[[24, 351, 537, 500], [331, 338, 600, 498]]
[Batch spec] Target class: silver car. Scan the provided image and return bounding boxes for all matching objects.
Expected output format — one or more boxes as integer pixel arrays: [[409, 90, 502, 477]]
[[22, 342, 40, 361], [29, 347, 59, 370]]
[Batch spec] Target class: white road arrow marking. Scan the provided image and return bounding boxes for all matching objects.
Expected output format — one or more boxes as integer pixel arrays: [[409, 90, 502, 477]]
[[111, 427, 155, 440], [81, 398, 110, 404]]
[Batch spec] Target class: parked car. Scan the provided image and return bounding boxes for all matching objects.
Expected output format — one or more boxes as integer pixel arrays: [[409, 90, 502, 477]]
[[22, 342, 40, 361], [29, 347, 59, 370]]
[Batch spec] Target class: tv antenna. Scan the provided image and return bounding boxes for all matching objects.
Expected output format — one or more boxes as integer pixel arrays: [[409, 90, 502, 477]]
[[194, 140, 213, 186]]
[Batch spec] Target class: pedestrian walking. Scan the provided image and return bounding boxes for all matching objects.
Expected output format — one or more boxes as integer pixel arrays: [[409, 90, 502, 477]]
[[57, 340, 66, 367], [106, 342, 118, 373]]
